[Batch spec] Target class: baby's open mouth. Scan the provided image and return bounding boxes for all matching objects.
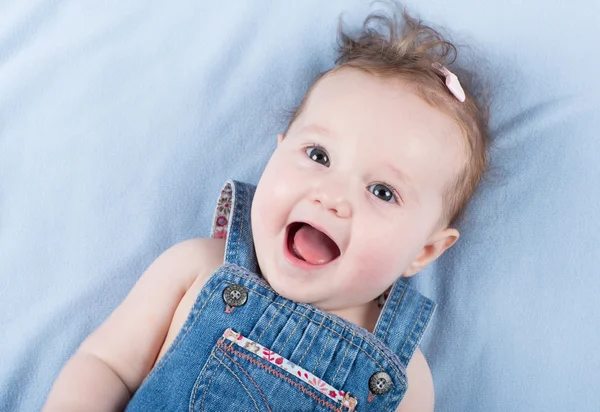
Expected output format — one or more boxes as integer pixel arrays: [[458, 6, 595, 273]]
[[286, 222, 341, 265]]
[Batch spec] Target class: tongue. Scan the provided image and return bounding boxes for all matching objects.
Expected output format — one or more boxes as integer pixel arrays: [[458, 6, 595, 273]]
[[293, 224, 339, 265]]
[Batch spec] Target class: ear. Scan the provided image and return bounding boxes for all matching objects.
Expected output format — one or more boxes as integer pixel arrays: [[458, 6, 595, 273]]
[[277, 133, 285, 145], [403, 228, 460, 277]]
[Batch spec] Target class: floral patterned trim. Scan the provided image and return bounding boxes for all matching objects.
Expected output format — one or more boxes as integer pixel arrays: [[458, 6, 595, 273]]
[[218, 342, 341, 411], [211, 184, 233, 240], [222, 328, 358, 411]]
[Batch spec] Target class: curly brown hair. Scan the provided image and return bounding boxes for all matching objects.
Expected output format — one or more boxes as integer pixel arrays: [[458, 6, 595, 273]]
[[289, 9, 489, 228]]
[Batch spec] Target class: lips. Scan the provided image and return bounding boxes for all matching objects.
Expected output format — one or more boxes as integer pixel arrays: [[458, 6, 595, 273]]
[[285, 222, 341, 266]]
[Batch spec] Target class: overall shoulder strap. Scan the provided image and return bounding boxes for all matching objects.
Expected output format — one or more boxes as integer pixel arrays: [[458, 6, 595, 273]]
[[210, 180, 259, 273], [371, 278, 436, 368]]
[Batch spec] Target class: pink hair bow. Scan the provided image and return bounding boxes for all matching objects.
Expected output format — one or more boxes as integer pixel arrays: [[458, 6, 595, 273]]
[[433, 63, 466, 102]]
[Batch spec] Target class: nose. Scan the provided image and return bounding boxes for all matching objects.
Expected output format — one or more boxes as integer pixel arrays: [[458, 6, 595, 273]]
[[310, 181, 352, 218]]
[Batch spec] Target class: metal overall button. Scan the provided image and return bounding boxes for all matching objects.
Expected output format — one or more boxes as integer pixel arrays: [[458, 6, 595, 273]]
[[222, 284, 248, 307], [369, 371, 393, 394]]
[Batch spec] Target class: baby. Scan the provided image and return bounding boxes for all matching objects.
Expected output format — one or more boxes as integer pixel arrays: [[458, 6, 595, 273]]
[[44, 9, 488, 412]]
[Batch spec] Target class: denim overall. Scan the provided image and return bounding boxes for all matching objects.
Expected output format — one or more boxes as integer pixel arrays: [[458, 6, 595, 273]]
[[127, 181, 436, 412]]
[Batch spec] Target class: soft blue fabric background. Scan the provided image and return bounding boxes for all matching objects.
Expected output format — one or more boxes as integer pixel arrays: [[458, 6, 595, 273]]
[[1, 1, 598, 411]]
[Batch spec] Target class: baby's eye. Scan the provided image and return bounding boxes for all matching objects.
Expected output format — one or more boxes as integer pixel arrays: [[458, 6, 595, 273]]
[[306, 146, 330, 167], [368, 183, 396, 203]]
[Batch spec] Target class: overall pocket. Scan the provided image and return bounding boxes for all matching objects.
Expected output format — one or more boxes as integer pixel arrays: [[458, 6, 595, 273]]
[[190, 328, 358, 412]]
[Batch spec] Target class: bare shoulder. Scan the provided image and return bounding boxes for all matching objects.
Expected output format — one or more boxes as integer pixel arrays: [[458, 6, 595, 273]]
[[396, 348, 435, 412], [123, 237, 225, 285], [181, 237, 225, 271], [164, 237, 225, 272], [134, 237, 226, 296]]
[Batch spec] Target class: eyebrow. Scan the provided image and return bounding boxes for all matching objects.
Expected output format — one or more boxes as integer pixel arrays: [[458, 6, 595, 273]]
[[387, 164, 412, 186], [300, 125, 336, 138]]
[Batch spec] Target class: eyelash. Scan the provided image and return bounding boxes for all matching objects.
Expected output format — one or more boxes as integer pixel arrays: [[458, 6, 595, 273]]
[[305, 143, 327, 156], [303, 144, 403, 206], [370, 181, 402, 205]]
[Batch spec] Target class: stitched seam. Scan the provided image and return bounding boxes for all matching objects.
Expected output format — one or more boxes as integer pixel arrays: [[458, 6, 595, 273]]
[[189, 348, 220, 412], [225, 284, 390, 373], [168, 265, 401, 384], [382, 283, 407, 343], [298, 316, 325, 364], [218, 341, 341, 412], [400, 299, 433, 364], [257, 302, 284, 343], [218, 347, 272, 412], [224, 183, 234, 262], [235, 184, 246, 265], [233, 183, 239, 263], [192, 353, 221, 412], [197, 354, 222, 411], [280, 311, 304, 354], [313, 330, 332, 373], [216, 357, 263, 412], [332, 329, 354, 383], [383, 390, 397, 411], [222, 329, 359, 409], [222, 268, 371, 336], [150, 279, 229, 376], [222, 267, 400, 364], [399, 299, 427, 361]]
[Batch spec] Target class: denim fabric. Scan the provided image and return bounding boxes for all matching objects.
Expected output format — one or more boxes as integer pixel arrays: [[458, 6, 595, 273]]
[[126, 181, 435, 412]]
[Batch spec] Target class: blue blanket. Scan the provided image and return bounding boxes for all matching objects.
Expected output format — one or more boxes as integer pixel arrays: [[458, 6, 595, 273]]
[[1, 1, 599, 410]]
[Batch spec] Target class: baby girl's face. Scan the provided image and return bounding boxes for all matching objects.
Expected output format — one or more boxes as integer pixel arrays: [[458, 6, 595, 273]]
[[251, 68, 463, 312]]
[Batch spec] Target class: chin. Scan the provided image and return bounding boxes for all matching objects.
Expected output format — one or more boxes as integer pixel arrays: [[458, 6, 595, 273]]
[[261, 270, 320, 305]]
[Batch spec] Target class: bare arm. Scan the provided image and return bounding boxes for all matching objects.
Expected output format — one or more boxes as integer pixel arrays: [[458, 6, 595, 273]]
[[396, 348, 435, 412], [43, 238, 221, 412]]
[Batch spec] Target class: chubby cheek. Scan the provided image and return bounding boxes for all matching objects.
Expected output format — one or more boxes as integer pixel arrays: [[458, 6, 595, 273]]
[[343, 240, 404, 298], [253, 158, 297, 235], [252, 190, 281, 244]]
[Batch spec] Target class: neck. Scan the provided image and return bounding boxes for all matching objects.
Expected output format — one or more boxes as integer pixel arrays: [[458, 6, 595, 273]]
[[329, 299, 381, 333]]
